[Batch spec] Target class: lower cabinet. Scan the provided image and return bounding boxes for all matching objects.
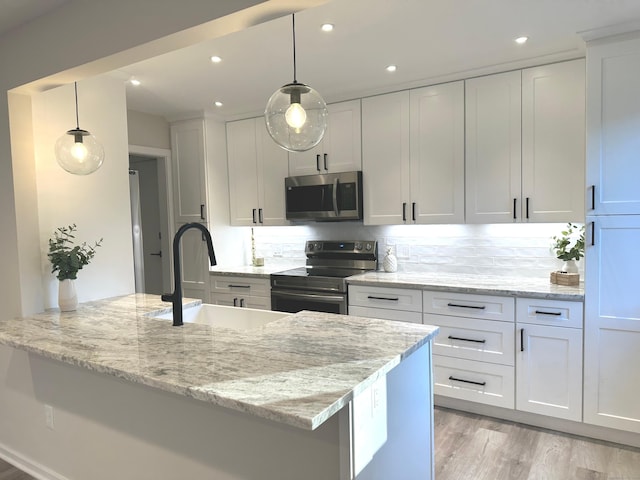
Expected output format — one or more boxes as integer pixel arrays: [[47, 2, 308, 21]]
[[210, 275, 271, 311], [515, 298, 583, 422], [348, 285, 422, 323]]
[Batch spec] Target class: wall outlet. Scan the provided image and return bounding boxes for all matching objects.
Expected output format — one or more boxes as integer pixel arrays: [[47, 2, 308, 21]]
[[44, 404, 54, 430]]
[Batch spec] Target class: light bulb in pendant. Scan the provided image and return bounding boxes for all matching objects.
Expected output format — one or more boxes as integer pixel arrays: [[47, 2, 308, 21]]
[[70, 141, 88, 162], [285, 102, 307, 129]]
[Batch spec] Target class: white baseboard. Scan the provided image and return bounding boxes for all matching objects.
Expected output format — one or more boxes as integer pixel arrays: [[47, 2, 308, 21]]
[[435, 395, 640, 449], [0, 442, 69, 480]]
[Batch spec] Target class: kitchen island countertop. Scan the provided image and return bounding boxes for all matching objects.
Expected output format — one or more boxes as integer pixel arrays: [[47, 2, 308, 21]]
[[0, 294, 438, 430]]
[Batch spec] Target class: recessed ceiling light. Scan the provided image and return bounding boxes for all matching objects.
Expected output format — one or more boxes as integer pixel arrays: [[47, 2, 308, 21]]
[[321, 23, 334, 32], [515, 36, 528, 45], [210, 55, 222, 63], [214, 101, 223, 107], [386, 65, 397, 73], [129, 78, 141, 86]]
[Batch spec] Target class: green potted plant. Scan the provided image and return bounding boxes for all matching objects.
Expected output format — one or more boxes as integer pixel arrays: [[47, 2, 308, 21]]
[[551, 222, 585, 273], [48, 224, 102, 311]]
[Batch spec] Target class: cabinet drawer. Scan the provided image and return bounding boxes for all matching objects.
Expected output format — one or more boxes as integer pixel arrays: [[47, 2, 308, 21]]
[[427, 314, 515, 366], [434, 355, 515, 409], [349, 285, 422, 312], [210, 275, 270, 297], [423, 290, 514, 322], [516, 297, 583, 328], [209, 292, 271, 311], [349, 305, 422, 324]]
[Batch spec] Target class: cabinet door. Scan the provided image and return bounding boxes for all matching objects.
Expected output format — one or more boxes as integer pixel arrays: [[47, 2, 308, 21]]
[[176, 222, 210, 303], [256, 121, 289, 226], [227, 118, 260, 226], [465, 71, 522, 223], [288, 100, 362, 175], [410, 81, 465, 224], [171, 119, 208, 223], [362, 91, 411, 225], [522, 59, 585, 222], [516, 324, 583, 421], [587, 37, 640, 215], [584, 215, 640, 433], [210, 292, 271, 310]]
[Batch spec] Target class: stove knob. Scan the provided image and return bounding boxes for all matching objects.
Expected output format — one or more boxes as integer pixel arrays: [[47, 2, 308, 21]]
[[308, 243, 314, 251], [365, 243, 372, 251], [315, 243, 322, 250], [355, 242, 362, 250]]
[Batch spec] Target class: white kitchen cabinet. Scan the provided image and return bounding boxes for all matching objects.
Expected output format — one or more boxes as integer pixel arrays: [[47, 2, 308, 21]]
[[288, 100, 362, 175], [522, 59, 585, 222], [587, 37, 640, 215], [466, 60, 585, 223], [176, 222, 211, 303], [583, 215, 640, 433], [210, 274, 271, 311], [171, 119, 208, 223], [362, 81, 464, 225], [348, 285, 422, 323], [516, 298, 583, 422], [227, 117, 289, 226]]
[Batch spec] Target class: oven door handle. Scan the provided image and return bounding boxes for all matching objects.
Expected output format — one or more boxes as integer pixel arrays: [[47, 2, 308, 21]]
[[332, 178, 340, 217], [272, 289, 345, 303]]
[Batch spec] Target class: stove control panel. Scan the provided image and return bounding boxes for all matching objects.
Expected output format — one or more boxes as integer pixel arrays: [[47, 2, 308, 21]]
[[305, 240, 377, 256]]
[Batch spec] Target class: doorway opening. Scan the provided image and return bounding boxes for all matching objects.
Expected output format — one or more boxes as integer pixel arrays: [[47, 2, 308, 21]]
[[128, 146, 173, 295]]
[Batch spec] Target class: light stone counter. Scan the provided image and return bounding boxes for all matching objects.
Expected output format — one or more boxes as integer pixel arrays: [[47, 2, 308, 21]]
[[0, 294, 438, 431], [209, 261, 304, 279], [347, 271, 584, 301]]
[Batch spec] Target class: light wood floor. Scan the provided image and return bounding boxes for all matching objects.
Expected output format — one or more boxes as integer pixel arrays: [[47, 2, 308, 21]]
[[435, 407, 640, 480], [1, 408, 639, 479]]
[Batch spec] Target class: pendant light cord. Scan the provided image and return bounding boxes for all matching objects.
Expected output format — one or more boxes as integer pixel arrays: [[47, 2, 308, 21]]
[[74, 81, 80, 129], [291, 14, 297, 83]]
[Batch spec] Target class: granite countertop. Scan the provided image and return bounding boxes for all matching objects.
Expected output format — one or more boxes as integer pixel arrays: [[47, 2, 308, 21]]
[[209, 262, 304, 279], [347, 271, 584, 301], [0, 294, 437, 430]]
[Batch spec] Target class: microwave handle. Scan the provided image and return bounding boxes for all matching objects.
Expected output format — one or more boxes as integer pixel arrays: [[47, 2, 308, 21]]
[[332, 178, 340, 216]]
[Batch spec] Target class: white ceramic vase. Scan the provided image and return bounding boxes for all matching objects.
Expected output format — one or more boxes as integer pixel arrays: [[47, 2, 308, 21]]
[[561, 259, 579, 274], [58, 279, 78, 312], [383, 247, 398, 273]]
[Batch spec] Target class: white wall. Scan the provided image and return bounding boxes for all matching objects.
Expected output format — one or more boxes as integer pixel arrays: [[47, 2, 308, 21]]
[[32, 77, 135, 307], [127, 110, 171, 150]]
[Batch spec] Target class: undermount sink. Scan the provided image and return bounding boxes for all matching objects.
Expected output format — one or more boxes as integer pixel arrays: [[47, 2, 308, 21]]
[[151, 303, 287, 330]]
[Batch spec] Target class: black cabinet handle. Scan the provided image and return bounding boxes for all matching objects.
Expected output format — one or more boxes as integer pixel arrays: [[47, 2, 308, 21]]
[[402, 202, 407, 222], [258, 208, 263, 224], [412, 202, 416, 221], [447, 303, 486, 310], [316, 154, 321, 172], [323, 153, 328, 171], [200, 204, 206, 221], [449, 376, 486, 387], [240, 298, 245, 307], [252, 208, 257, 224], [367, 296, 399, 301], [149, 251, 162, 257], [526, 197, 530, 219], [233, 298, 238, 307], [591, 185, 596, 211], [521, 328, 525, 352], [535, 310, 561, 316], [513, 198, 517, 220], [447, 335, 486, 344], [228, 284, 251, 289], [591, 221, 595, 246]]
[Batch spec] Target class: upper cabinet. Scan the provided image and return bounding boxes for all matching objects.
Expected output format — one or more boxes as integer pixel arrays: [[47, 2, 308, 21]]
[[466, 59, 585, 223], [288, 99, 362, 176], [587, 38, 640, 215], [362, 82, 464, 225], [170, 119, 208, 223], [227, 117, 289, 226]]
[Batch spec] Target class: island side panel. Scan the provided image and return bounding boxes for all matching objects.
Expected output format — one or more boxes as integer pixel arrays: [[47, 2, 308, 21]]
[[0, 344, 347, 480], [353, 341, 434, 480]]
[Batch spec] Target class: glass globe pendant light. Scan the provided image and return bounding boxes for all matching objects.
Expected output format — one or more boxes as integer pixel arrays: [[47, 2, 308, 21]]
[[55, 82, 104, 175], [265, 14, 328, 152]]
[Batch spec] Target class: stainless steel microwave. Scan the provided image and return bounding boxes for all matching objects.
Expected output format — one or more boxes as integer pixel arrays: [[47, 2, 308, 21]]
[[285, 171, 363, 221]]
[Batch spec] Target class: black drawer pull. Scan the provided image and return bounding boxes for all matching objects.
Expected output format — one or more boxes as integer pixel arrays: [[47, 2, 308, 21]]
[[233, 298, 238, 307], [228, 284, 251, 289], [447, 303, 486, 310], [402, 202, 407, 222], [521, 328, 525, 352], [448, 335, 486, 344], [368, 296, 399, 301], [449, 376, 486, 387], [534, 310, 562, 316]]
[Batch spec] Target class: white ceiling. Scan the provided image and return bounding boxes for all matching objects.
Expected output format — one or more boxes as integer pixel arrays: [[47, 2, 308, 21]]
[[4, 0, 640, 122]]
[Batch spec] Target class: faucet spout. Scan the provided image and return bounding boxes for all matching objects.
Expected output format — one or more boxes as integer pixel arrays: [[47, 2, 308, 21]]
[[162, 223, 217, 326]]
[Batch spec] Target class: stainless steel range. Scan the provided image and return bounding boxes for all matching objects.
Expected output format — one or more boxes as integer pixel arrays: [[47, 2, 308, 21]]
[[270, 240, 378, 314]]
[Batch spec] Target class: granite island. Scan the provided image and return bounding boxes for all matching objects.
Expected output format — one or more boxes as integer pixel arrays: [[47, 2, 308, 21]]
[[0, 294, 438, 480]]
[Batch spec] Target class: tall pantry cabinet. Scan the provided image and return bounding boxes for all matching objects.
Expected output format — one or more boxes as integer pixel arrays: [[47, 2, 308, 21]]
[[584, 34, 640, 434]]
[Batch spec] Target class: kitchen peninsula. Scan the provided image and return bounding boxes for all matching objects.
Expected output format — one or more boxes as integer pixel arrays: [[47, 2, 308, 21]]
[[0, 294, 438, 480]]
